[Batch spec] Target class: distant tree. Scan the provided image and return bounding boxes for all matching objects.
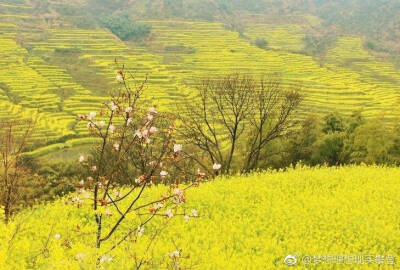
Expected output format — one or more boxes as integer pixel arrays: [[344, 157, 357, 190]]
[[364, 40, 376, 51], [350, 117, 395, 164], [322, 112, 346, 134], [255, 38, 268, 49], [100, 14, 151, 41], [284, 115, 321, 166]]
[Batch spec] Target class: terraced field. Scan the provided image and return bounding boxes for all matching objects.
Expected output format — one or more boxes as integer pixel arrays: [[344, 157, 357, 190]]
[[1, 0, 400, 154]]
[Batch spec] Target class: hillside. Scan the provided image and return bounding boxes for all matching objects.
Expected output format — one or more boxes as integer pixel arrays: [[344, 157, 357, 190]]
[[0, 0, 400, 155], [1, 166, 400, 269]]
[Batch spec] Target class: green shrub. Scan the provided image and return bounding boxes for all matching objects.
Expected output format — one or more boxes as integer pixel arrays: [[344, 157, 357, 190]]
[[100, 14, 151, 41], [364, 40, 376, 50], [255, 38, 268, 49]]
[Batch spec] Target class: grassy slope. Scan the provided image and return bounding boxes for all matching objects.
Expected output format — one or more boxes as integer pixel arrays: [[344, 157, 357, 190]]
[[1, 165, 400, 269]]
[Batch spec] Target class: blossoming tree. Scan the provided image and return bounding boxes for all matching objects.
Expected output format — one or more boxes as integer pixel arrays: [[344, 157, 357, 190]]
[[76, 64, 210, 267]]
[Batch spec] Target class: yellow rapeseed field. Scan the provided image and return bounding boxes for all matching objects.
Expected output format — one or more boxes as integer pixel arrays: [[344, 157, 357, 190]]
[[1, 165, 399, 269]]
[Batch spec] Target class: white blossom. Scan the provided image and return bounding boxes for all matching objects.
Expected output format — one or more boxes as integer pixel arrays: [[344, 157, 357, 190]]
[[213, 163, 222, 170], [165, 209, 173, 218], [191, 209, 198, 217], [98, 121, 105, 128], [125, 106, 133, 113], [137, 226, 145, 237], [168, 250, 180, 258], [160, 170, 168, 178], [113, 143, 120, 151], [88, 111, 96, 120], [54, 234, 61, 240], [99, 254, 113, 263], [116, 73, 124, 83], [75, 253, 86, 261], [173, 144, 182, 153], [109, 102, 118, 111], [79, 155, 85, 163], [135, 129, 142, 138], [147, 114, 154, 121], [148, 107, 157, 114], [109, 124, 115, 133], [184, 215, 190, 222], [105, 209, 112, 217], [155, 203, 163, 210]]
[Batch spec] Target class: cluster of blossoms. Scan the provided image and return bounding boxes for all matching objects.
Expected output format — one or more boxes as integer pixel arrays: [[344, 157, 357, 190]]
[[133, 107, 158, 145], [66, 195, 84, 208]]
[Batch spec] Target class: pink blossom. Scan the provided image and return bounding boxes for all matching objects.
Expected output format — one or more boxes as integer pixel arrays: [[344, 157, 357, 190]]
[[147, 114, 154, 121], [149, 126, 157, 134], [173, 188, 183, 196], [135, 175, 146, 184]]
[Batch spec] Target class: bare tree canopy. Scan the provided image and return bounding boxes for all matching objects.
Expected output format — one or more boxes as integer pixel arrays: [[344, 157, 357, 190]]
[[178, 74, 302, 174]]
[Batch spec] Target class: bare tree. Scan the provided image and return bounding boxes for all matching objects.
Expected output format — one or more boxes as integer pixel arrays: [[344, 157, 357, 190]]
[[178, 74, 301, 174], [0, 120, 34, 223], [243, 78, 302, 171], [178, 74, 254, 174]]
